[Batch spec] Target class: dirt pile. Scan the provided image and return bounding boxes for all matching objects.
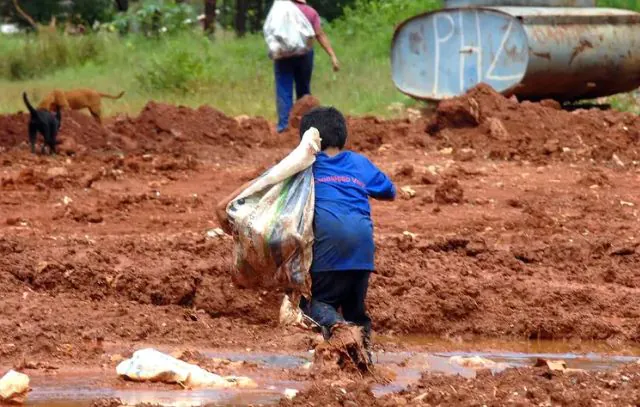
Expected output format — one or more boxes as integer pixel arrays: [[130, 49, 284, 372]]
[[387, 363, 640, 406], [284, 363, 640, 406], [434, 179, 464, 204], [0, 112, 29, 149], [428, 83, 640, 162], [109, 102, 277, 153], [313, 324, 370, 374], [0, 102, 280, 156], [280, 381, 377, 407], [2, 97, 640, 371], [347, 116, 429, 151], [288, 95, 320, 130]]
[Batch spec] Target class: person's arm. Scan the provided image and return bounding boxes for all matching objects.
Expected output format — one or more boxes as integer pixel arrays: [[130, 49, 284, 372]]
[[363, 159, 396, 201], [315, 26, 340, 72], [215, 180, 253, 234]]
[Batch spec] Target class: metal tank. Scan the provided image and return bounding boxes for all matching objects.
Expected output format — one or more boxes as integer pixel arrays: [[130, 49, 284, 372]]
[[390, 1, 640, 101]]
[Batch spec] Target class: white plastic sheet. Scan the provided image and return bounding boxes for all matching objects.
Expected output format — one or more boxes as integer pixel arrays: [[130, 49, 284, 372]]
[[116, 348, 255, 388], [263, 0, 315, 60]]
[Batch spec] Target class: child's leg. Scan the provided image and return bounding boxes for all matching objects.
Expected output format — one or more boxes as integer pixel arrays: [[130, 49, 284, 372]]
[[341, 271, 373, 362], [341, 271, 372, 332], [274, 58, 295, 133], [308, 271, 347, 337]]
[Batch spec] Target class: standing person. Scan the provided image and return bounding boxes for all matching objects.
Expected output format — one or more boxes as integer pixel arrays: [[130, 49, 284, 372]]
[[273, 0, 340, 133]]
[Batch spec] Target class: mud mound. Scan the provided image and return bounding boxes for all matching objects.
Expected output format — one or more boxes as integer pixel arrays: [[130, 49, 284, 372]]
[[280, 382, 377, 407], [59, 110, 111, 154], [91, 399, 123, 407], [313, 324, 370, 374], [0, 110, 111, 155], [434, 179, 464, 204], [285, 363, 640, 406], [347, 116, 428, 151], [288, 95, 320, 130], [428, 83, 640, 162], [108, 102, 276, 154], [381, 363, 640, 406], [0, 112, 28, 148]]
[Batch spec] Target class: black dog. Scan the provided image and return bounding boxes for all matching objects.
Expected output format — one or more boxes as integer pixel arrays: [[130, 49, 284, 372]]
[[23, 92, 61, 155]]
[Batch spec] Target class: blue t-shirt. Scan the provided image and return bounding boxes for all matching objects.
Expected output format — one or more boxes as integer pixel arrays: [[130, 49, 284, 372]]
[[311, 151, 396, 272]]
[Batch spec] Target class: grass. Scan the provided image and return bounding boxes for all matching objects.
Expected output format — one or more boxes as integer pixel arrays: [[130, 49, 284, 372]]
[[0, 0, 638, 120], [0, 30, 415, 120], [0, 0, 436, 119]]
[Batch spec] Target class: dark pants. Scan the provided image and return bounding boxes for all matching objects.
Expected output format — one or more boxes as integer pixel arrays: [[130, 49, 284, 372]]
[[303, 271, 372, 338], [274, 50, 314, 133]]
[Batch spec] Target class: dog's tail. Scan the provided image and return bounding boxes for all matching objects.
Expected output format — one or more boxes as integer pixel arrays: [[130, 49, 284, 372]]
[[99, 91, 125, 100], [22, 92, 37, 115]]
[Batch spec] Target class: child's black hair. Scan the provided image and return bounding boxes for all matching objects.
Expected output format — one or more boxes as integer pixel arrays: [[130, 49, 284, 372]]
[[299, 106, 347, 151]]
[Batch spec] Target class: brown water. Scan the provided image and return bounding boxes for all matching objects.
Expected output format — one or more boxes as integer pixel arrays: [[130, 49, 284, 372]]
[[20, 340, 640, 406]]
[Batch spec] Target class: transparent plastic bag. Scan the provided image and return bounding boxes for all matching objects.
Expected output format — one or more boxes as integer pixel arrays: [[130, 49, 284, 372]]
[[226, 128, 321, 296], [263, 0, 315, 60]]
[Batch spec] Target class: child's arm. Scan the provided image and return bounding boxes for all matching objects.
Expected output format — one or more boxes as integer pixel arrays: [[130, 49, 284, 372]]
[[215, 180, 253, 233], [363, 159, 396, 201]]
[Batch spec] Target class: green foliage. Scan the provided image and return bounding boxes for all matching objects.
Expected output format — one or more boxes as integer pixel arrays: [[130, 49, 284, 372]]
[[0, 0, 638, 118], [0, 0, 115, 27], [596, 0, 640, 9], [68, 0, 115, 25], [0, 0, 61, 27], [0, 34, 109, 80], [136, 48, 206, 93], [329, 0, 440, 59], [308, 0, 357, 21], [111, 0, 198, 36]]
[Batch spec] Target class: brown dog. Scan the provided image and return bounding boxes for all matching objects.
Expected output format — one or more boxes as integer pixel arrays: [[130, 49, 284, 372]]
[[38, 88, 125, 123]]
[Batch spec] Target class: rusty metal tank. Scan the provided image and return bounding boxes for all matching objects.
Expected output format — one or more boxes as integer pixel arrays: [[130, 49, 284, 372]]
[[390, 2, 640, 101]]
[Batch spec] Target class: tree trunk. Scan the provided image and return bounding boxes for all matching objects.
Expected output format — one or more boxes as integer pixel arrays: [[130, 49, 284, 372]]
[[235, 0, 247, 37], [249, 0, 263, 33], [204, 0, 216, 33], [114, 0, 129, 12]]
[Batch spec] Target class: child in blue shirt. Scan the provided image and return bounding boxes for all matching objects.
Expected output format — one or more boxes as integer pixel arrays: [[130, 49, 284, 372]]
[[299, 107, 396, 363], [216, 106, 396, 364]]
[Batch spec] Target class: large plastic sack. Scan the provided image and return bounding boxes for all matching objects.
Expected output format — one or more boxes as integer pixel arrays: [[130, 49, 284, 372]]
[[226, 128, 321, 297], [263, 0, 315, 60], [116, 348, 256, 388]]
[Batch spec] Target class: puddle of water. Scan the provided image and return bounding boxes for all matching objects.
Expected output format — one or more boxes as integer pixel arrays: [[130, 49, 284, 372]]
[[27, 371, 303, 407], [202, 351, 310, 370], [384, 335, 640, 357], [372, 345, 640, 397], [20, 341, 640, 406]]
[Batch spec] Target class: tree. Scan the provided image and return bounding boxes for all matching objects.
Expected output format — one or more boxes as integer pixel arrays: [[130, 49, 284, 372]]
[[114, 0, 129, 12], [234, 0, 247, 36], [204, 0, 217, 33]]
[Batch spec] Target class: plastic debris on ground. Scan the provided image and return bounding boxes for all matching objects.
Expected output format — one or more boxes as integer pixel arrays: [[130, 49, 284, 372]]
[[116, 348, 256, 389]]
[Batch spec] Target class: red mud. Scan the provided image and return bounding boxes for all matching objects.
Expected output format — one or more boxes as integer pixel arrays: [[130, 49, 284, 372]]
[[288, 95, 320, 131], [428, 84, 640, 163], [282, 363, 640, 406], [2, 88, 640, 378]]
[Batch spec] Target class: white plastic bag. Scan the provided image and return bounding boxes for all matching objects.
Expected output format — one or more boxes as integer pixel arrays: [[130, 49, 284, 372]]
[[116, 348, 256, 388], [227, 128, 321, 296], [0, 370, 30, 404], [263, 0, 315, 60]]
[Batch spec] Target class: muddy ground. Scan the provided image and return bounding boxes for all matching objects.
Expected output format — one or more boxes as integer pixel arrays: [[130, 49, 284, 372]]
[[2, 85, 640, 404]]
